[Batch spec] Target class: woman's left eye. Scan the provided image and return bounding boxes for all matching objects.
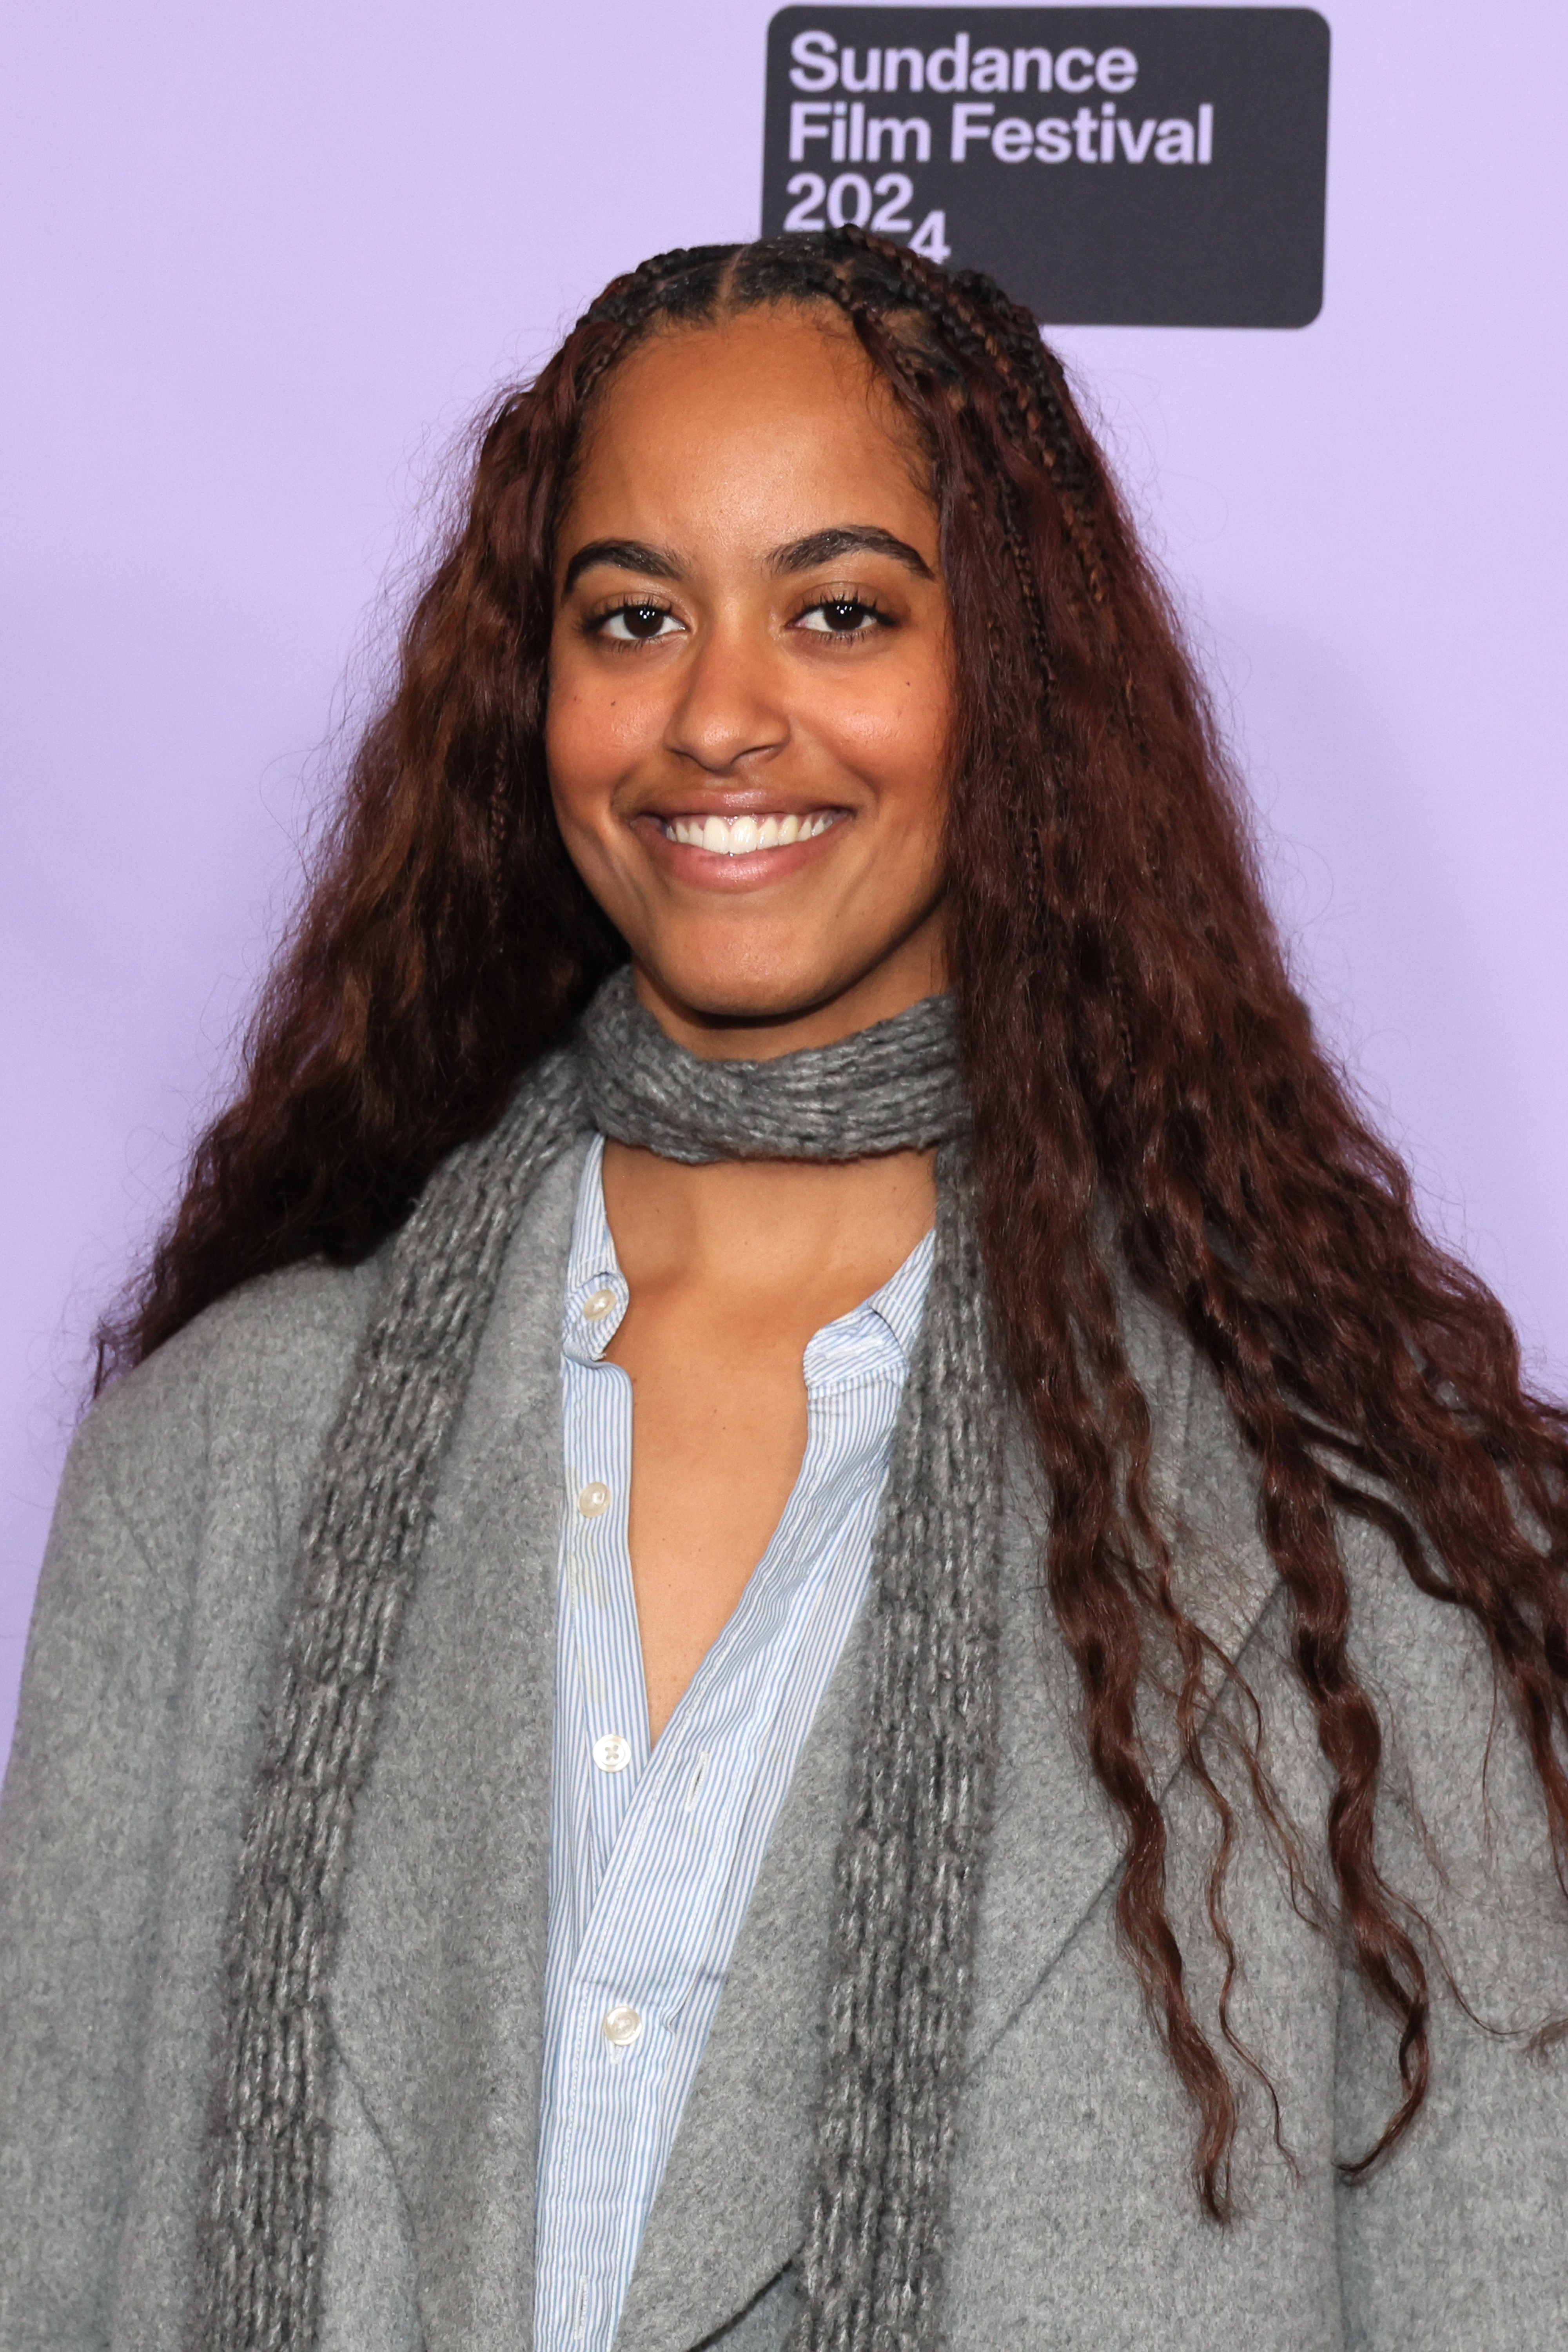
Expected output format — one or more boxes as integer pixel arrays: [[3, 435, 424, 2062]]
[[797, 598, 883, 636], [597, 604, 682, 642]]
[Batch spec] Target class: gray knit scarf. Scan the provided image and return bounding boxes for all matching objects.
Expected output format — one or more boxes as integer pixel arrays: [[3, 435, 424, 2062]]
[[194, 967, 1005, 2352]]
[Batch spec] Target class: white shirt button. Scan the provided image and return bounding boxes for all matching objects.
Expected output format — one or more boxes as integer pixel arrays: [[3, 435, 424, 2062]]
[[584, 1286, 617, 1321], [593, 1732, 632, 1774], [577, 1481, 612, 1517], [603, 2004, 643, 2048]]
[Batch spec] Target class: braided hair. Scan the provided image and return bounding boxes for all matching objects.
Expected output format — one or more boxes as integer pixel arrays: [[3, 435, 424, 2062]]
[[100, 231, 1568, 2215]]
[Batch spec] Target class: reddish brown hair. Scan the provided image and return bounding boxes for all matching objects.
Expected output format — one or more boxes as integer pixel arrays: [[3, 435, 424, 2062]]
[[99, 232, 1568, 2212]]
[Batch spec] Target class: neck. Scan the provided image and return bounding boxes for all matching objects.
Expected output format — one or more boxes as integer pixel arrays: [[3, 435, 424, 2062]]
[[601, 1138, 937, 1309]]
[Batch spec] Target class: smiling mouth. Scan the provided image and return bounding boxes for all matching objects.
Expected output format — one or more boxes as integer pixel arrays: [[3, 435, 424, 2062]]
[[659, 811, 841, 854]]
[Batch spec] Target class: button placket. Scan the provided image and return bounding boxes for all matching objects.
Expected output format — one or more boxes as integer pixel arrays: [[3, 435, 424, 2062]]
[[564, 1401, 641, 1854]]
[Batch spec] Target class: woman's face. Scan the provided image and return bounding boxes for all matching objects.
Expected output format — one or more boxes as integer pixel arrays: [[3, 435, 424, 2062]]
[[546, 304, 953, 1052]]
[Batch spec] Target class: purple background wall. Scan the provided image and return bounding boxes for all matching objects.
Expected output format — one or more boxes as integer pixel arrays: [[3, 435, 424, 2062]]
[[4, 0, 1566, 1773]]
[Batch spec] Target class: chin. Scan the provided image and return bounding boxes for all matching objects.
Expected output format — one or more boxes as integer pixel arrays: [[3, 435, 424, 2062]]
[[628, 899, 946, 1044], [657, 963, 843, 1027], [637, 930, 871, 1031]]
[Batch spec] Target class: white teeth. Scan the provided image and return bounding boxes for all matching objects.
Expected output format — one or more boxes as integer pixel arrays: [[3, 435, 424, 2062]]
[[661, 811, 837, 854]]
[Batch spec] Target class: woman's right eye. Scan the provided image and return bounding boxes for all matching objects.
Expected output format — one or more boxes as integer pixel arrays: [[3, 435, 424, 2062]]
[[595, 603, 682, 642]]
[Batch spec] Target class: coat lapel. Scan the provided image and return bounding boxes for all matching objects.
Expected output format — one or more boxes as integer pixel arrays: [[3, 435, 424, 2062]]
[[327, 1139, 588, 2352], [967, 1310, 1285, 2068]]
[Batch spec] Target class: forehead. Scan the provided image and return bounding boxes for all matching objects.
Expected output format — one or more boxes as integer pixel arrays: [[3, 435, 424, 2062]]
[[561, 307, 934, 557]]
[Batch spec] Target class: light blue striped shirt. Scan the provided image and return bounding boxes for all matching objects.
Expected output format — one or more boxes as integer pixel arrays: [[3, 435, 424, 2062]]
[[534, 1134, 933, 2352]]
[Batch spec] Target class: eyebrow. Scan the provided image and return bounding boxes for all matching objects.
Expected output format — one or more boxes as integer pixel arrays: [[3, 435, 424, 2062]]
[[769, 526, 933, 580], [560, 522, 935, 597], [561, 537, 683, 594]]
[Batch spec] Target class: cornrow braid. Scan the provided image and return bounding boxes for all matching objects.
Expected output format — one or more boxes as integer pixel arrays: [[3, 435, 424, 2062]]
[[810, 242, 1063, 689], [842, 233, 1105, 579], [824, 232, 1130, 718]]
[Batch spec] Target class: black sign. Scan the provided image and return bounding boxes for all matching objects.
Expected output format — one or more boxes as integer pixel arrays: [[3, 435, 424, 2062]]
[[762, 8, 1330, 327]]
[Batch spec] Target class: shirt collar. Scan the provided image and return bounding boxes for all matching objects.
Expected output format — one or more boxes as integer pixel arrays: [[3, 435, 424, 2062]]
[[857, 1225, 935, 1365], [802, 1224, 934, 1389]]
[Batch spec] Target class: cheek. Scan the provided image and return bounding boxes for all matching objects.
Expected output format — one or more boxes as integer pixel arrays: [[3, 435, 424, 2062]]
[[817, 661, 951, 824], [544, 653, 652, 824]]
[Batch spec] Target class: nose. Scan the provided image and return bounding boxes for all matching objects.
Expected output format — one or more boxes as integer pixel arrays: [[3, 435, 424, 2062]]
[[662, 617, 788, 776]]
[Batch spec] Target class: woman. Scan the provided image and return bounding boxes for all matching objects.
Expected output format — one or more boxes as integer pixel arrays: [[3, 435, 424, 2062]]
[[1, 230, 1565, 2352]]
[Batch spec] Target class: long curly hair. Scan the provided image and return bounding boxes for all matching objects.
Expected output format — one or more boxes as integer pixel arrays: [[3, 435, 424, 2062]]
[[97, 231, 1568, 2213]]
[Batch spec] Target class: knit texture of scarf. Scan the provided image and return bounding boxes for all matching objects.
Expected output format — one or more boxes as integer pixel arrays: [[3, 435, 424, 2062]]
[[193, 967, 1006, 2352]]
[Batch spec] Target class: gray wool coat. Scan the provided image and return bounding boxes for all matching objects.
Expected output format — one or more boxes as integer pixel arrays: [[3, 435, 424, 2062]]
[[2, 1137, 1566, 2352]]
